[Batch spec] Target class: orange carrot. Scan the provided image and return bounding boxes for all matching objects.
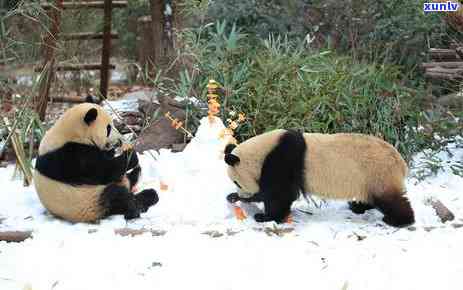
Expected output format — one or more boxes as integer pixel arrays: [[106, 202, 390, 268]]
[[233, 206, 247, 220]]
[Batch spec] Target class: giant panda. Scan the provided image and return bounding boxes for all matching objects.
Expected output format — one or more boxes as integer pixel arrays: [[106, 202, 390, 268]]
[[224, 129, 415, 227], [33, 103, 159, 223]]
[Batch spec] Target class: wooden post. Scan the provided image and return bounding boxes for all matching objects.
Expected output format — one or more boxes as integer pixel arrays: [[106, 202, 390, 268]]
[[99, 0, 113, 99], [150, 0, 164, 65], [34, 0, 63, 121]]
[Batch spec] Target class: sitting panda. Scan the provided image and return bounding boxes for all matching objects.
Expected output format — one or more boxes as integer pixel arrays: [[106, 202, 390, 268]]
[[224, 129, 415, 227], [33, 103, 158, 223]]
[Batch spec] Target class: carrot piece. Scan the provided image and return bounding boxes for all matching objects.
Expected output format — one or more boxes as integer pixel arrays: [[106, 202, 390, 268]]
[[160, 181, 168, 191], [285, 215, 293, 224], [233, 206, 247, 220]]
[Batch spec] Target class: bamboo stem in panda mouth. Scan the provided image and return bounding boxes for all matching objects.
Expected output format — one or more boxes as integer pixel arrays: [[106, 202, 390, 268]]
[[101, 99, 158, 161]]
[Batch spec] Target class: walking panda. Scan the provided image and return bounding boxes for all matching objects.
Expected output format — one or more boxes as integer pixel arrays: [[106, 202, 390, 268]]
[[34, 103, 158, 222], [224, 129, 415, 227]]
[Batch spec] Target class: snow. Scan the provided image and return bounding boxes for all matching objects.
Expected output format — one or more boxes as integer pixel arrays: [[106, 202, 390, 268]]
[[1, 118, 463, 290]]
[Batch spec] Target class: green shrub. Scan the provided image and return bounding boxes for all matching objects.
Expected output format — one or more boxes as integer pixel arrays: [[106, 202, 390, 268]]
[[192, 0, 450, 73], [163, 21, 462, 164]]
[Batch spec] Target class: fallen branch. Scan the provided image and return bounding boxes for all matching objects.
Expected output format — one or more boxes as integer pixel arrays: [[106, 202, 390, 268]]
[[114, 228, 166, 237], [0, 227, 167, 243], [0, 231, 32, 242]]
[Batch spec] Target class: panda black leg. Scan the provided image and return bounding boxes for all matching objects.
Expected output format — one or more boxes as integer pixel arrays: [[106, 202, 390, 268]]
[[373, 193, 415, 227], [100, 184, 140, 219], [134, 189, 159, 213], [127, 165, 141, 190], [348, 201, 374, 214], [254, 192, 292, 223]]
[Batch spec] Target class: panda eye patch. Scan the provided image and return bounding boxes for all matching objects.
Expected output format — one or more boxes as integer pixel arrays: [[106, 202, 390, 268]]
[[233, 181, 242, 189], [106, 125, 111, 137]]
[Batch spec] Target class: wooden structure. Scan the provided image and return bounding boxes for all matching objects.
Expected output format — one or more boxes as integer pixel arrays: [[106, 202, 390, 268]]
[[423, 46, 463, 81], [34, 0, 127, 120], [424, 1, 463, 82]]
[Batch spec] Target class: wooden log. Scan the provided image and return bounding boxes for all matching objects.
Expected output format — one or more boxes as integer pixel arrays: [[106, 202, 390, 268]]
[[48, 95, 90, 103], [422, 61, 463, 69], [61, 32, 119, 40], [430, 48, 460, 61], [0, 231, 32, 242], [41, 1, 128, 9]]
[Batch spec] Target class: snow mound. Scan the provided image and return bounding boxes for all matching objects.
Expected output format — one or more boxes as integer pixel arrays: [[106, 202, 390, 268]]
[[0, 119, 462, 290]]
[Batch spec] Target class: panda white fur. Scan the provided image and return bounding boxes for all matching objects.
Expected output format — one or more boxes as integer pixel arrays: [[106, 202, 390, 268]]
[[34, 103, 158, 222], [224, 129, 415, 227]]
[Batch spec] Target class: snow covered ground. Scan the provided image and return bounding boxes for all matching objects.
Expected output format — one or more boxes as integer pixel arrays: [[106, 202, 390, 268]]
[[0, 117, 462, 290]]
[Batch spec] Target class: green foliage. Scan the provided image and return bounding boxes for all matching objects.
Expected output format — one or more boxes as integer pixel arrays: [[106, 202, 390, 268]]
[[165, 21, 463, 164], [198, 0, 450, 73], [205, 0, 308, 39], [0, 1, 45, 63], [113, 0, 150, 59]]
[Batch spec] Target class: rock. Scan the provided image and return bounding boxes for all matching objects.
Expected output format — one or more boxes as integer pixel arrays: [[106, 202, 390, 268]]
[[171, 143, 187, 152], [134, 95, 187, 152], [426, 198, 455, 223]]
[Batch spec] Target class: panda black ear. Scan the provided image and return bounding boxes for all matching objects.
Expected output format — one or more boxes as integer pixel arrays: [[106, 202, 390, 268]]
[[84, 108, 98, 125], [85, 94, 99, 104], [224, 153, 240, 166], [224, 143, 237, 155]]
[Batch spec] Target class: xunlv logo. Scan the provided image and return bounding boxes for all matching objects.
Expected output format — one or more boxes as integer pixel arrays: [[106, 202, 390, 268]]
[[423, 1, 460, 12]]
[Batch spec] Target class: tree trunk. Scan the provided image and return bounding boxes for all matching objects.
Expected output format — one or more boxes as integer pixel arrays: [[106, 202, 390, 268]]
[[34, 0, 63, 121], [150, 0, 164, 66]]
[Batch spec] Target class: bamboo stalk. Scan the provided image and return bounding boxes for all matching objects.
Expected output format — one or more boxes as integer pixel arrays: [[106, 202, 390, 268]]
[[3, 117, 33, 186]]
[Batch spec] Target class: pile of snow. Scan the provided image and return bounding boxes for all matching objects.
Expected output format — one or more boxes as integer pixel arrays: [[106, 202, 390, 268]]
[[0, 118, 462, 290]]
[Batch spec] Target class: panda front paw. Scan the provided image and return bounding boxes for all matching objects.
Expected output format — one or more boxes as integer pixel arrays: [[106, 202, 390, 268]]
[[126, 149, 139, 170], [124, 207, 141, 220], [226, 192, 240, 203], [135, 189, 159, 212]]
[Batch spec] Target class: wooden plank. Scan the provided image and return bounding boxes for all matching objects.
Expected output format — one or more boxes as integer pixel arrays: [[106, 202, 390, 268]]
[[41, 1, 127, 9], [430, 48, 460, 60], [99, 0, 112, 99], [61, 32, 118, 40], [424, 71, 463, 80]]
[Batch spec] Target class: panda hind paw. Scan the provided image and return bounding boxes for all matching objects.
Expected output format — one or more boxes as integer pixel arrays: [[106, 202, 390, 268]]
[[135, 189, 159, 212], [254, 213, 275, 223], [348, 201, 374, 214]]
